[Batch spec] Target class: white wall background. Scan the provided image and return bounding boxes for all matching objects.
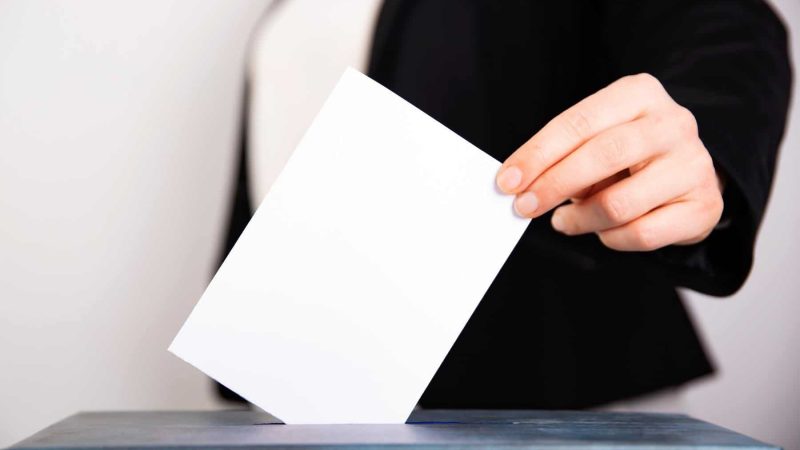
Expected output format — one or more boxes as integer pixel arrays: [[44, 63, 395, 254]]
[[0, 1, 797, 449], [681, 2, 800, 447], [0, 0, 269, 445]]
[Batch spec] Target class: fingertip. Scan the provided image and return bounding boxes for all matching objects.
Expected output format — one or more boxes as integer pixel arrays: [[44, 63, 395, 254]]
[[551, 208, 567, 233], [496, 165, 523, 193], [513, 191, 539, 217]]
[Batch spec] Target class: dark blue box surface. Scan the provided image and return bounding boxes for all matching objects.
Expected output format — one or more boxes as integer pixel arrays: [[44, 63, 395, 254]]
[[9, 409, 778, 449]]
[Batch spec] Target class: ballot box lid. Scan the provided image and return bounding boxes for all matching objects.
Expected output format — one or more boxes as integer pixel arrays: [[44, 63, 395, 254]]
[[9, 409, 778, 450]]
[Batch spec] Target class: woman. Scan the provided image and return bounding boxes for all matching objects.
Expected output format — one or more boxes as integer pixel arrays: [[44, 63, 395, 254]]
[[220, 0, 792, 410]]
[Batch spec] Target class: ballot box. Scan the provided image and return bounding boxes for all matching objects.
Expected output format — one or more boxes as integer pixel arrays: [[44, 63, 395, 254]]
[[9, 409, 778, 450]]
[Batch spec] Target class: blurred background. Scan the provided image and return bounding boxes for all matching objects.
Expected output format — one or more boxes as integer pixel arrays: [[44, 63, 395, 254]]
[[0, 1, 797, 449]]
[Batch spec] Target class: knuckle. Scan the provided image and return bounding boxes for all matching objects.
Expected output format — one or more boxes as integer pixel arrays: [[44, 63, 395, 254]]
[[692, 194, 723, 237], [597, 191, 629, 224], [528, 143, 551, 169], [692, 151, 717, 183], [597, 134, 630, 168], [540, 170, 569, 198], [704, 186, 725, 215], [630, 222, 660, 251], [627, 72, 664, 95], [637, 72, 663, 91], [646, 113, 672, 148], [674, 106, 699, 138], [563, 110, 593, 140]]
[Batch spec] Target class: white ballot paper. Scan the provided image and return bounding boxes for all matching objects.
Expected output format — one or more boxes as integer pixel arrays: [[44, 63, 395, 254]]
[[169, 68, 531, 424]]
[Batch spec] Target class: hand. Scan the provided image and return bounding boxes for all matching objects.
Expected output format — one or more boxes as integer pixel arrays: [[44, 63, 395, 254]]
[[496, 73, 724, 251]]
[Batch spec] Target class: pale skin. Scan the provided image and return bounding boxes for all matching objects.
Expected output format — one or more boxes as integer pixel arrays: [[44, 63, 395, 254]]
[[496, 73, 725, 252]]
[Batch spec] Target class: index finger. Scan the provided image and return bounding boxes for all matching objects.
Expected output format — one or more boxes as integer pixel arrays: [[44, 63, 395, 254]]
[[495, 73, 668, 194]]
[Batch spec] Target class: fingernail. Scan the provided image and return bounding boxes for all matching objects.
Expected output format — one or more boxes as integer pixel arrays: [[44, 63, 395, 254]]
[[514, 192, 539, 217], [497, 166, 522, 192], [551, 210, 566, 232]]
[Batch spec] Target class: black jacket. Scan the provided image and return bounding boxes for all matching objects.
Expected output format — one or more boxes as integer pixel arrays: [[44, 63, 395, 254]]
[[221, 0, 791, 408]]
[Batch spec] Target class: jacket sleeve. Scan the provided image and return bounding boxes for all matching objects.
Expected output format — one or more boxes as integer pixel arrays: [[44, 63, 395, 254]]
[[600, 0, 792, 296]]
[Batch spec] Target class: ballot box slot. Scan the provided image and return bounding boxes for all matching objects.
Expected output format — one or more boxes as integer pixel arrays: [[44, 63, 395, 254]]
[[405, 421, 462, 425]]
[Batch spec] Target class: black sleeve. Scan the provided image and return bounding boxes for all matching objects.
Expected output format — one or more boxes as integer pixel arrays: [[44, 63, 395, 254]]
[[600, 0, 792, 296]]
